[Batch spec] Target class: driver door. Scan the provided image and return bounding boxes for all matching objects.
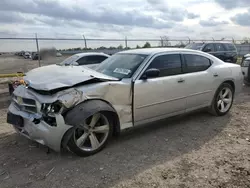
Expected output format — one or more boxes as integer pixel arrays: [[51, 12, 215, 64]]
[[133, 53, 187, 124]]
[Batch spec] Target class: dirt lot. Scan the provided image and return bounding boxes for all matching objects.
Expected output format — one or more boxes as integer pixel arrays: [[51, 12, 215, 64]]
[[0, 54, 68, 74], [0, 85, 249, 188]]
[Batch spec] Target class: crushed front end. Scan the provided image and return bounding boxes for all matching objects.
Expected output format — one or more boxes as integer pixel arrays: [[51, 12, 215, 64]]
[[6, 85, 80, 152]]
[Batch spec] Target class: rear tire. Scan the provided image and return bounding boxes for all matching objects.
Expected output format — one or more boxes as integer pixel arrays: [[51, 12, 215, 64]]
[[67, 112, 113, 157], [209, 83, 234, 116]]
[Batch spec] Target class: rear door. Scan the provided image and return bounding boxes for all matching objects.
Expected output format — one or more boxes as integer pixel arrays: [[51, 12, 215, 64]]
[[214, 43, 227, 61], [223, 43, 238, 63], [181, 53, 214, 111]]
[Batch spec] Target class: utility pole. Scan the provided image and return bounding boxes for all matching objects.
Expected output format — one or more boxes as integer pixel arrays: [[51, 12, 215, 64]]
[[82, 35, 87, 49], [35, 33, 41, 67]]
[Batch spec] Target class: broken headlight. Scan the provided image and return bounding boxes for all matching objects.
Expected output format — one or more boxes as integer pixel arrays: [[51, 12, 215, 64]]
[[41, 101, 63, 114]]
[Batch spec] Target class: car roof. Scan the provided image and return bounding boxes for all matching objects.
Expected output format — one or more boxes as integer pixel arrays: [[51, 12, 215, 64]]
[[75, 52, 110, 58], [118, 48, 205, 55], [190, 41, 234, 44]]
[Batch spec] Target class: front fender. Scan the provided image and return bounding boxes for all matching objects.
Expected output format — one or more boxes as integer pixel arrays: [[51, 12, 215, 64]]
[[61, 99, 120, 148]]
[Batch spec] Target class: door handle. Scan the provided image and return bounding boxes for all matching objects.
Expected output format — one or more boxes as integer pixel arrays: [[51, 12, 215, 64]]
[[177, 78, 185, 83], [213, 73, 218, 77]]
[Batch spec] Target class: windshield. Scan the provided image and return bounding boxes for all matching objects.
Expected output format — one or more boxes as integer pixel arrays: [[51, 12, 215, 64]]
[[57, 55, 79, 66], [185, 43, 204, 50], [95, 53, 148, 79]]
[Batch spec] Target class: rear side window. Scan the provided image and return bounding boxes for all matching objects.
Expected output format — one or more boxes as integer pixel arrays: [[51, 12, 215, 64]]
[[183, 54, 211, 73], [215, 43, 226, 51], [77, 55, 108, 65], [224, 43, 237, 51], [147, 54, 182, 77]]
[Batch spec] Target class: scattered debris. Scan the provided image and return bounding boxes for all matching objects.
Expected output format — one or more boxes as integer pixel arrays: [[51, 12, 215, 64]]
[[45, 167, 55, 177], [0, 168, 9, 181], [29, 145, 37, 148], [0, 168, 6, 176]]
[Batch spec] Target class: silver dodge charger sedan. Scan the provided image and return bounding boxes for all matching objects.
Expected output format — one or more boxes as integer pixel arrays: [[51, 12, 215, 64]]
[[7, 48, 243, 156]]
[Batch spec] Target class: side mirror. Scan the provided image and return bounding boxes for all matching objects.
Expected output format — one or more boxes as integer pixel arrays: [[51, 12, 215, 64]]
[[71, 62, 79, 66], [141, 68, 160, 79], [203, 48, 211, 52]]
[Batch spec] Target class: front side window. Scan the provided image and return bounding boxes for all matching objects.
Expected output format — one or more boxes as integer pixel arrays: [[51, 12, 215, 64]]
[[215, 43, 226, 51], [146, 54, 182, 77], [184, 43, 204, 50], [57, 55, 79, 66], [76, 57, 87, 65], [95, 53, 148, 79], [183, 54, 211, 73], [203, 44, 215, 52], [84, 55, 108, 65]]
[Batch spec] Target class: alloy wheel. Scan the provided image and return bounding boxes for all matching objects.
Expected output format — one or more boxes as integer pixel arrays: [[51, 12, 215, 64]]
[[217, 87, 233, 113], [73, 113, 110, 152]]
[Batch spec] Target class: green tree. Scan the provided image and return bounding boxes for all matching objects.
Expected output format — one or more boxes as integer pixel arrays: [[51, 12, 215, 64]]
[[136, 45, 140, 48], [117, 44, 123, 49], [143, 42, 151, 48]]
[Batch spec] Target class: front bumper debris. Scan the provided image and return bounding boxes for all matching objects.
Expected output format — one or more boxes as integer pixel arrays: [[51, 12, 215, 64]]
[[7, 102, 72, 152]]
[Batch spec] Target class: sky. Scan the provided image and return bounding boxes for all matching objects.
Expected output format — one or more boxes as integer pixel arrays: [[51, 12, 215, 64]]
[[0, 0, 250, 51]]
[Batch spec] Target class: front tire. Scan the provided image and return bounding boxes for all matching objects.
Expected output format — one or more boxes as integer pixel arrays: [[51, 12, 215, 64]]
[[209, 83, 234, 116], [67, 112, 113, 157]]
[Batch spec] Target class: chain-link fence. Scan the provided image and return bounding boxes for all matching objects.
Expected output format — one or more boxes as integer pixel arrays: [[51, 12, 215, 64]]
[[0, 35, 250, 74]]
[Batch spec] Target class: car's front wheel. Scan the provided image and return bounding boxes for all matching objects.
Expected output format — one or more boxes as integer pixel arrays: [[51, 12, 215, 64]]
[[67, 112, 113, 156], [209, 83, 234, 116]]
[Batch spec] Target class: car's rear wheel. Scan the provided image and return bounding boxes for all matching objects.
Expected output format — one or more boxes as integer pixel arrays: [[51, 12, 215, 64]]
[[209, 83, 234, 116], [68, 112, 113, 156]]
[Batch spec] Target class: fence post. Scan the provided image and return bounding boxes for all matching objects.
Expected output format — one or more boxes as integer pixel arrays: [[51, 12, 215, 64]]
[[125, 36, 128, 49], [160, 36, 163, 47], [82, 34, 87, 49], [35, 33, 41, 67]]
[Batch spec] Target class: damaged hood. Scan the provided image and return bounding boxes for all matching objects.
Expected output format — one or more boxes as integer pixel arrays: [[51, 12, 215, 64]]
[[24, 64, 118, 91]]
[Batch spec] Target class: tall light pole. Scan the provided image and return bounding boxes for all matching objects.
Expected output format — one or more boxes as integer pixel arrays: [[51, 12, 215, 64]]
[[35, 33, 41, 67], [82, 35, 87, 49]]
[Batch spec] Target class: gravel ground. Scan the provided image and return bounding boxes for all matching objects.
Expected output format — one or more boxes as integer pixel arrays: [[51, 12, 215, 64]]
[[0, 86, 250, 188], [0, 54, 68, 74]]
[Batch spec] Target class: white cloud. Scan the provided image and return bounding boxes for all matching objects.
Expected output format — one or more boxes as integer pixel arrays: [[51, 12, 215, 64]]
[[0, 0, 250, 51]]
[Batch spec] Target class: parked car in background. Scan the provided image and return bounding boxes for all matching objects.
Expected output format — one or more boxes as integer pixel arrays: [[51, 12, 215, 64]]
[[56, 52, 62, 57], [23, 52, 31, 59], [7, 48, 243, 156], [241, 57, 250, 85], [241, 53, 250, 63], [57, 52, 110, 69], [31, 52, 42, 60], [8, 52, 110, 95], [185, 42, 238, 63]]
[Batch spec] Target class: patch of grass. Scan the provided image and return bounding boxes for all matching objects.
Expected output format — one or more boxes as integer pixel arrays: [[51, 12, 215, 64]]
[[237, 57, 242, 65]]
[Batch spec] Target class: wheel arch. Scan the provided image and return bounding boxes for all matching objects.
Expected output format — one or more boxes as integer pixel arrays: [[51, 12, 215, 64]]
[[210, 79, 235, 107], [222, 80, 235, 93], [61, 99, 121, 149]]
